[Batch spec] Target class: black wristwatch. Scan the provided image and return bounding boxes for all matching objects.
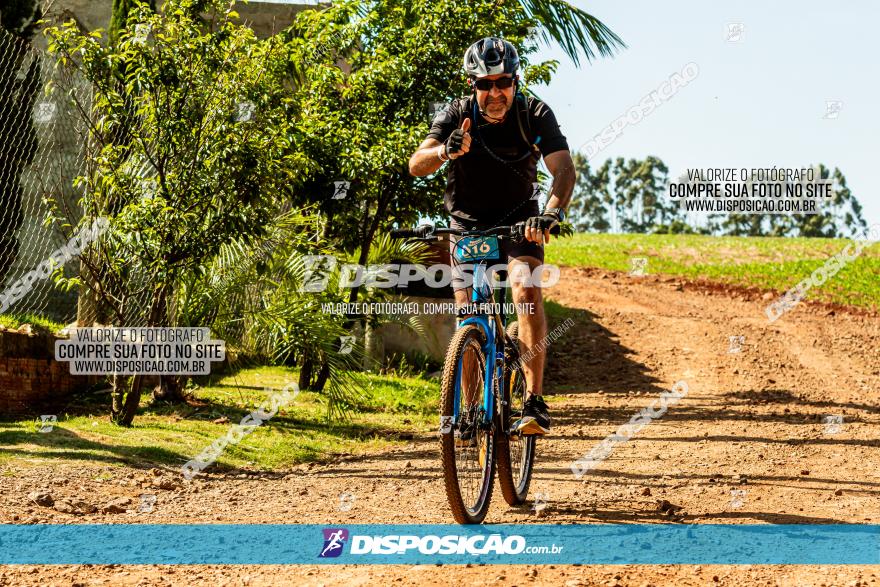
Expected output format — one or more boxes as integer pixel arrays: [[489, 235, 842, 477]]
[[543, 207, 566, 223]]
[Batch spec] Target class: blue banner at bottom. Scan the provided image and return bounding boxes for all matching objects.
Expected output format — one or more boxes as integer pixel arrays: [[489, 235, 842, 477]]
[[1, 524, 878, 565]]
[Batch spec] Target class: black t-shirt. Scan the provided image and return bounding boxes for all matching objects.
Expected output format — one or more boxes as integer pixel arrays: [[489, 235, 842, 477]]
[[427, 94, 568, 225]]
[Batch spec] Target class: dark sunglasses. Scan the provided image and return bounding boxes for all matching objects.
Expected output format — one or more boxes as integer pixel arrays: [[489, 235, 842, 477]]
[[471, 76, 516, 91]]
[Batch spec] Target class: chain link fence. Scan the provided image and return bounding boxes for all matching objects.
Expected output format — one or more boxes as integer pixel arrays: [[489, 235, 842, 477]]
[[0, 26, 91, 326]]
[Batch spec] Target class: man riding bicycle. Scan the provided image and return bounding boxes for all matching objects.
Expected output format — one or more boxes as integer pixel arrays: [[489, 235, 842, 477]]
[[408, 37, 575, 435]]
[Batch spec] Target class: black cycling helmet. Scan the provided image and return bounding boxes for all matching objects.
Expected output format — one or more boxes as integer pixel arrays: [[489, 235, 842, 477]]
[[463, 37, 519, 78]]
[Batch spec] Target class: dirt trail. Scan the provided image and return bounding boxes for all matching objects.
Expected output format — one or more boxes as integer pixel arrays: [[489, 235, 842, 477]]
[[2, 267, 879, 586]]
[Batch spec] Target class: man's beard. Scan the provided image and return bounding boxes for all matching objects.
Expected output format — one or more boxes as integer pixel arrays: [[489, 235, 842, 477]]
[[482, 98, 510, 122]]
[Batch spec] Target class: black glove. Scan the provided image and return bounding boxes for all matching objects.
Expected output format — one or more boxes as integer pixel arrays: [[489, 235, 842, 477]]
[[445, 129, 466, 155], [444, 118, 472, 158], [525, 212, 560, 233]]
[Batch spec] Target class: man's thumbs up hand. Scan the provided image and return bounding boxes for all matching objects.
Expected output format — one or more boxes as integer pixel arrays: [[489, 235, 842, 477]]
[[445, 116, 472, 160]]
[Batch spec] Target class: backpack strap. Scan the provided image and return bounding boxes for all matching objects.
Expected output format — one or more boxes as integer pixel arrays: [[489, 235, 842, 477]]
[[463, 93, 541, 159], [514, 92, 533, 147], [515, 93, 542, 156]]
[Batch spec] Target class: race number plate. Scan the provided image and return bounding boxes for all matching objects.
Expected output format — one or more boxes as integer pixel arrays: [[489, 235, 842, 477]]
[[453, 236, 500, 262]]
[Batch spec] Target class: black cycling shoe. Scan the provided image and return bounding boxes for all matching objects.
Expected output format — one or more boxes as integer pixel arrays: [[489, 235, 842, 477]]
[[513, 394, 551, 435], [456, 405, 480, 447]]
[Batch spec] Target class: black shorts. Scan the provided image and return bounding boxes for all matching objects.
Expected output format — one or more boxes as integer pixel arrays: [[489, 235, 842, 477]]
[[448, 218, 544, 292]]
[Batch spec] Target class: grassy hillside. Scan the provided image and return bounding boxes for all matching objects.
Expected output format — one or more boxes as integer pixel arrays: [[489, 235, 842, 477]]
[[546, 233, 880, 310], [0, 366, 439, 471]]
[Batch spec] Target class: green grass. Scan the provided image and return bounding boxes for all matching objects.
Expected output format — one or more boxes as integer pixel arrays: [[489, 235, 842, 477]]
[[0, 313, 67, 334], [546, 233, 880, 309], [0, 366, 438, 473]]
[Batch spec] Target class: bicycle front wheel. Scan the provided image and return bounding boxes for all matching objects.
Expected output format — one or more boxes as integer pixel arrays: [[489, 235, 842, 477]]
[[496, 321, 536, 505], [440, 324, 495, 524]]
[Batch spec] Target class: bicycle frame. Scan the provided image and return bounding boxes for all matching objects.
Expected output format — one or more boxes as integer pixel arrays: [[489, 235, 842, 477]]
[[453, 253, 510, 430], [389, 223, 542, 436]]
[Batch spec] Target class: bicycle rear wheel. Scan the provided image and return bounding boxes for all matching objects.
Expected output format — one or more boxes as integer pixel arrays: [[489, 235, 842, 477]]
[[496, 321, 536, 506], [440, 324, 495, 524]]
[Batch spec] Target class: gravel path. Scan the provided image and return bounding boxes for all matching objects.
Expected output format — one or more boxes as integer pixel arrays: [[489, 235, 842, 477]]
[[2, 267, 878, 586]]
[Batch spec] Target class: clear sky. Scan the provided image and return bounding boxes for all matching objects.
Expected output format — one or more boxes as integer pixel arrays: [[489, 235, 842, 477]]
[[531, 0, 879, 227]]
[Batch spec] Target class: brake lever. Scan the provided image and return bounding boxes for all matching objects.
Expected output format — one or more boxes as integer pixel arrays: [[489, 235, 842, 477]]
[[509, 223, 526, 243]]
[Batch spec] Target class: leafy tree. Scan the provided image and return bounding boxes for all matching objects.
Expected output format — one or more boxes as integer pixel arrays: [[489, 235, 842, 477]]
[[284, 1, 529, 261], [783, 165, 867, 238], [610, 156, 677, 232], [45, 0, 310, 425], [570, 155, 684, 233], [651, 219, 697, 235], [281, 0, 623, 384], [0, 0, 41, 286], [568, 153, 611, 232], [713, 212, 766, 237], [713, 164, 868, 238], [109, 0, 156, 45], [571, 155, 868, 239], [0, 0, 40, 37], [172, 208, 386, 420], [286, 0, 623, 252]]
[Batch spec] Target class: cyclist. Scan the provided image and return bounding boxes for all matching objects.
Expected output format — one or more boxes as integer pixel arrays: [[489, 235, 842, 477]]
[[408, 37, 575, 435]]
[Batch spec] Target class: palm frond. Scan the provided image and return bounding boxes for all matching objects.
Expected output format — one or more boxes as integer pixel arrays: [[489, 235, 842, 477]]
[[252, 297, 367, 420], [519, 0, 626, 66], [366, 232, 433, 266]]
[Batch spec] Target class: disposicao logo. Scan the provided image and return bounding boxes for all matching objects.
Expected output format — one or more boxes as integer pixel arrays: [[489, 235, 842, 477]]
[[349, 534, 530, 555], [319, 528, 349, 558], [317, 530, 563, 558]]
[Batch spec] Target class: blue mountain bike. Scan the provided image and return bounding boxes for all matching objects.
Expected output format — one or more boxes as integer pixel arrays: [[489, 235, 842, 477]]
[[392, 222, 556, 524]]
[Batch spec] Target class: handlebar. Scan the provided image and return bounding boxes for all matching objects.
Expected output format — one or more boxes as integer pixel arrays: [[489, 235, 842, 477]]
[[390, 222, 561, 241]]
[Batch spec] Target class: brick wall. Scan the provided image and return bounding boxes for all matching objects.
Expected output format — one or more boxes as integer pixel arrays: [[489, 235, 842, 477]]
[[0, 330, 91, 415]]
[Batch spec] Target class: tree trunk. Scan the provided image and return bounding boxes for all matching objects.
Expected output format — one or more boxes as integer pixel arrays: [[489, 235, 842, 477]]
[[116, 373, 144, 426], [110, 374, 125, 416], [299, 355, 330, 391], [345, 175, 399, 311], [312, 359, 329, 392], [76, 257, 111, 326], [343, 177, 399, 372], [298, 356, 314, 391], [149, 285, 187, 403], [109, 290, 127, 422], [112, 283, 171, 425]]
